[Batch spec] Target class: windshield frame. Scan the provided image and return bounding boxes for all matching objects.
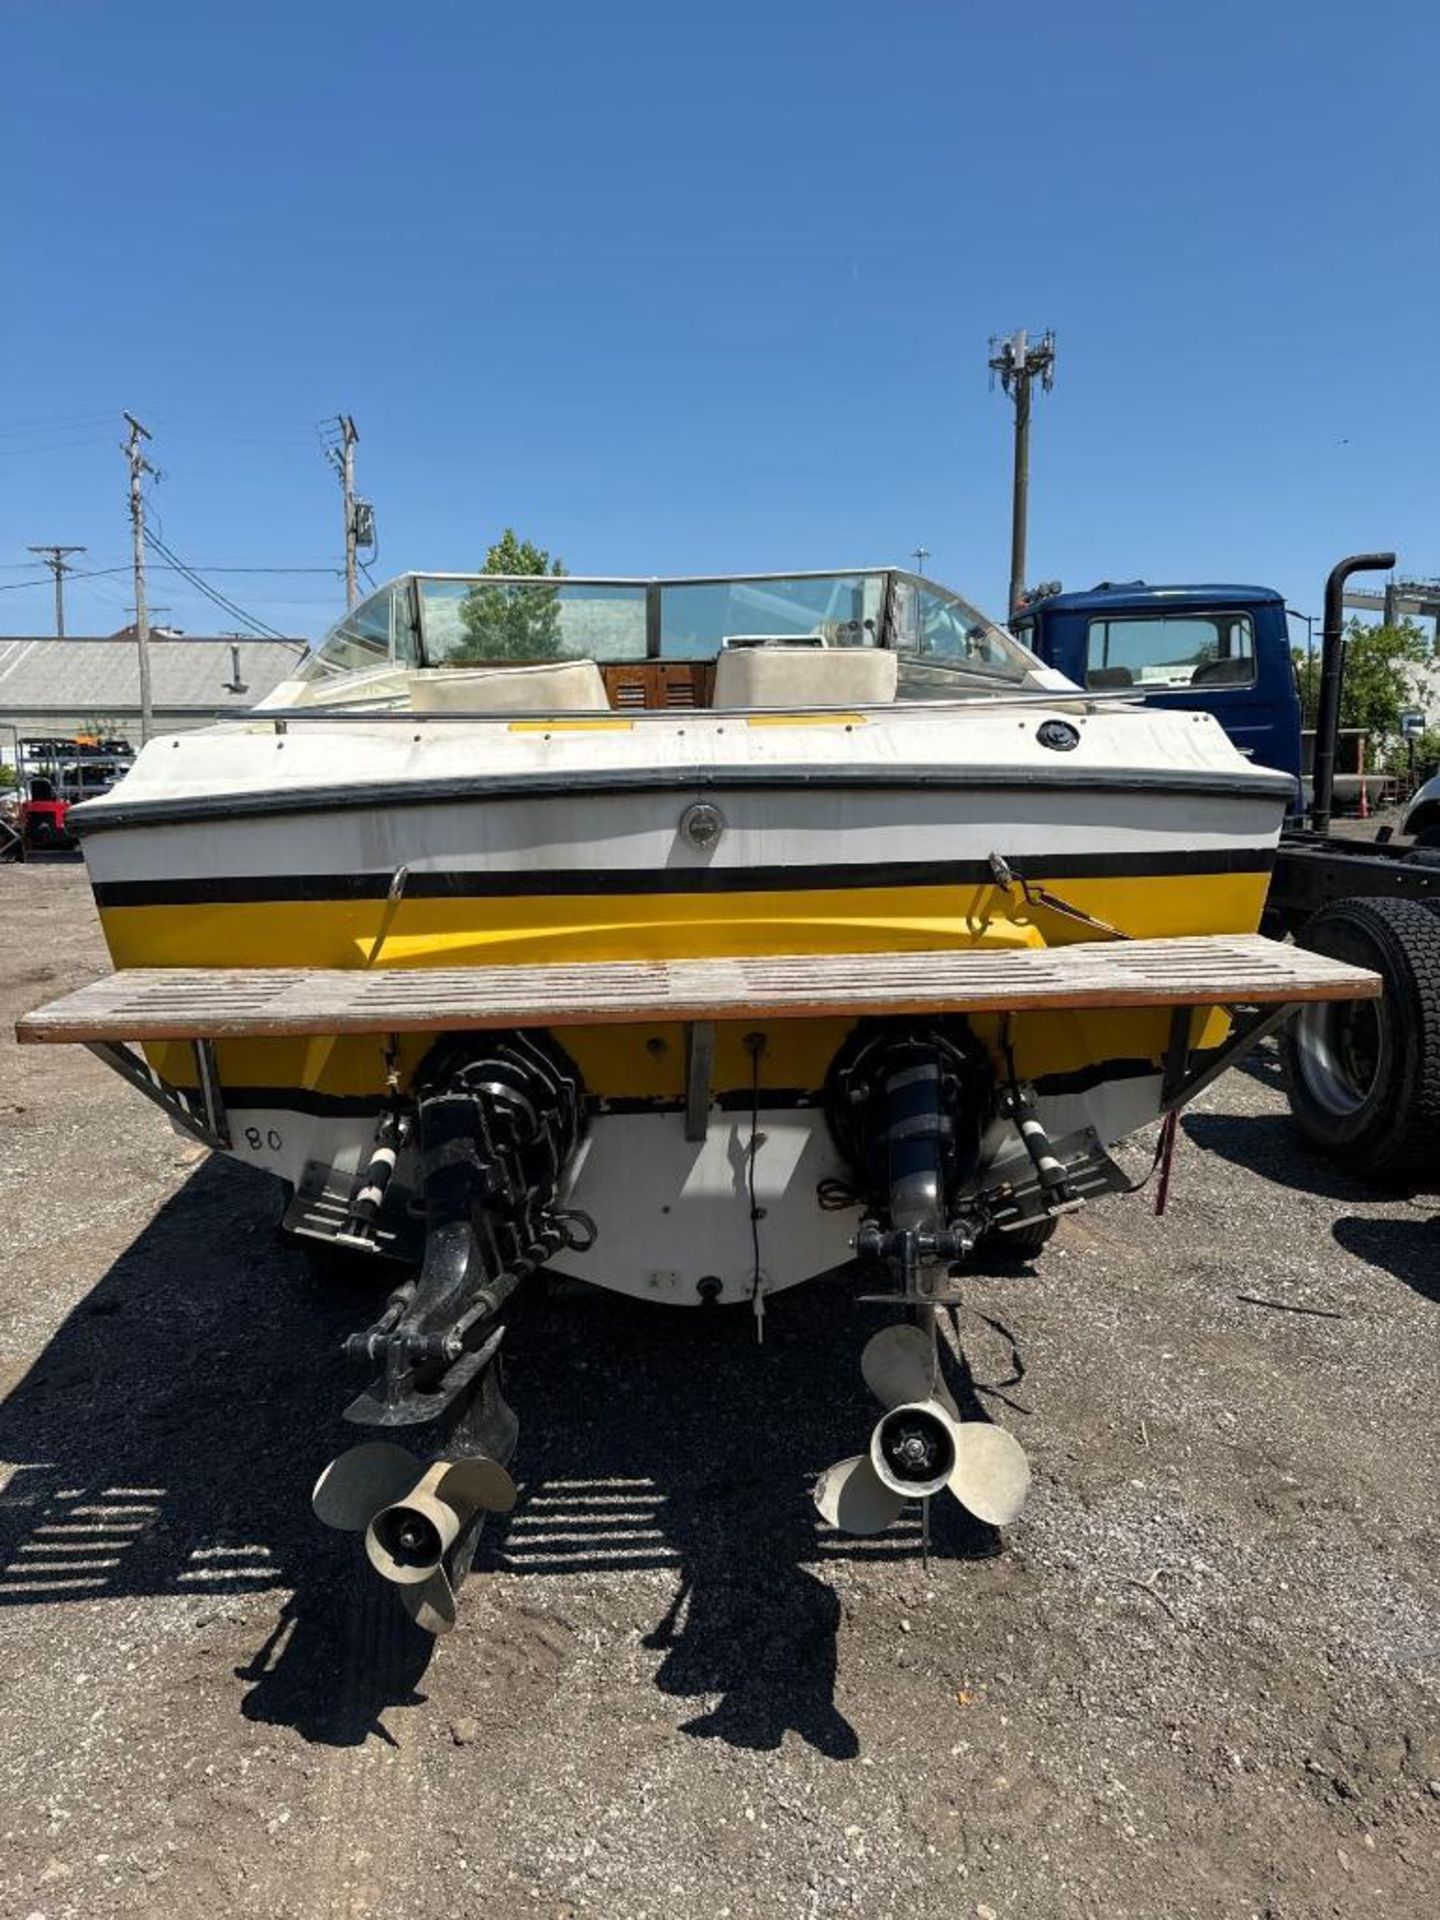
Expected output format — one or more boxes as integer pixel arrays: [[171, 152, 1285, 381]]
[[884, 570, 1037, 684], [300, 568, 1046, 689]]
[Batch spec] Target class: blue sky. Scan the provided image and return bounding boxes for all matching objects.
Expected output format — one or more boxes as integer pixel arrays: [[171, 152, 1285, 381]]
[[2, 0, 1436, 643]]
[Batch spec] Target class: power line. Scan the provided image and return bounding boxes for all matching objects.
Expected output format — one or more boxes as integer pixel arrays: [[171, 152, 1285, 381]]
[[160, 564, 343, 576], [143, 528, 291, 640], [144, 530, 288, 638], [4, 561, 340, 577], [0, 411, 323, 442], [152, 412, 326, 434], [68, 574, 134, 613], [0, 436, 117, 458], [0, 410, 116, 436], [0, 561, 342, 596], [152, 429, 324, 449], [0, 565, 136, 593]]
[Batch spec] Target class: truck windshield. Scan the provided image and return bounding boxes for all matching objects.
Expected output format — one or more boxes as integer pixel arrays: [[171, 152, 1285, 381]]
[[1084, 612, 1256, 691]]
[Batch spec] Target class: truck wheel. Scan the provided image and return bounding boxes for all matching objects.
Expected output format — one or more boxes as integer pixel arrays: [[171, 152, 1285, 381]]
[[1281, 895, 1440, 1187]]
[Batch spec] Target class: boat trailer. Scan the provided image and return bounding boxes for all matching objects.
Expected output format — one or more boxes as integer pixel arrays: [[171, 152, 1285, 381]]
[[17, 934, 1379, 1632]]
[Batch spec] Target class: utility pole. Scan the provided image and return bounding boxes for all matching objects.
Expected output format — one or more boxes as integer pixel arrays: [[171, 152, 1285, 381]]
[[988, 329, 1056, 619], [341, 415, 358, 609], [28, 545, 87, 637], [122, 413, 156, 745], [324, 413, 375, 610], [326, 413, 360, 609], [912, 545, 930, 578]]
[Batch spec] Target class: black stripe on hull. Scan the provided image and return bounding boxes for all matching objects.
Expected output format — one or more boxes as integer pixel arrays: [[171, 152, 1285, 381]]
[[94, 846, 1275, 908], [192, 1058, 1190, 1120], [1032, 1056, 1163, 1096], [208, 1085, 825, 1119]]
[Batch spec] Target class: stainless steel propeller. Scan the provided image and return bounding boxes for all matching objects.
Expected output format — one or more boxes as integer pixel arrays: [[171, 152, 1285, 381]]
[[813, 1323, 1030, 1537], [313, 1441, 517, 1634]]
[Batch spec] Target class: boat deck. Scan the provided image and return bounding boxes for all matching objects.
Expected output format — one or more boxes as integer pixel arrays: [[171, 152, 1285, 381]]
[[16, 935, 1378, 1044]]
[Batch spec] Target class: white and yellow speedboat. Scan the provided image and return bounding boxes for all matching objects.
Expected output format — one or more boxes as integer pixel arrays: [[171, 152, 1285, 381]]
[[20, 567, 1373, 1629]]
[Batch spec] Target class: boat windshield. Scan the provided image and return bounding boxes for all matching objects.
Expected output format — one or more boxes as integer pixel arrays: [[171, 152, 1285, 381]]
[[420, 579, 649, 664], [299, 570, 1040, 692], [887, 574, 1031, 687]]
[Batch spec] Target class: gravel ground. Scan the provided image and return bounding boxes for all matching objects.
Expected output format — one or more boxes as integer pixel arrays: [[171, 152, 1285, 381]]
[[0, 861, 1437, 1920]]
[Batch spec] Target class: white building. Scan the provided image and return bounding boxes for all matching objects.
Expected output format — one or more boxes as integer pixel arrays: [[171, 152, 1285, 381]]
[[0, 631, 308, 766]]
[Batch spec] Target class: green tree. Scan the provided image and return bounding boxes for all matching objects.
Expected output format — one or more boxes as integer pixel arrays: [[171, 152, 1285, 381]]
[[455, 529, 568, 662], [1380, 726, 1440, 782], [1292, 617, 1430, 743]]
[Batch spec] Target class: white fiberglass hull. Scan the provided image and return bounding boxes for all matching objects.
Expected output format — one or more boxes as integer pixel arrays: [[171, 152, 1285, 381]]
[[73, 698, 1291, 1302]]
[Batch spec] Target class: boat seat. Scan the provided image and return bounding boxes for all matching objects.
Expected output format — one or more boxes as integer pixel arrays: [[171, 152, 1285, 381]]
[[712, 645, 898, 709], [408, 659, 609, 713], [1086, 666, 1134, 689]]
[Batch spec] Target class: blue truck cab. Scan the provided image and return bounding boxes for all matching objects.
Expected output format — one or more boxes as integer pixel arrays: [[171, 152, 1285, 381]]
[[1011, 582, 1302, 797]]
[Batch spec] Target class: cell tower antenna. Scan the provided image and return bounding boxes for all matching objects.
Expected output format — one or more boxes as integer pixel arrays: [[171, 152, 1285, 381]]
[[988, 329, 1056, 618]]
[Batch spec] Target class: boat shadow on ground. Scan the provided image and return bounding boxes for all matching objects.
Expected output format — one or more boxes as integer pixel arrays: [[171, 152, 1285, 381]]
[[1181, 1097, 1440, 1309], [1330, 1214, 1440, 1306], [0, 1155, 1008, 1753], [1180, 1106, 1396, 1205]]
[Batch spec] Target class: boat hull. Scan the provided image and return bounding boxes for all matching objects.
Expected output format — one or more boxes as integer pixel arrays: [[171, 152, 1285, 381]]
[[73, 706, 1289, 1300]]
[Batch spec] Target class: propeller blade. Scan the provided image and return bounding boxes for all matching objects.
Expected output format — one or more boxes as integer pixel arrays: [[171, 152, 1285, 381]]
[[400, 1565, 457, 1636], [948, 1422, 1031, 1527], [436, 1455, 518, 1517], [871, 1400, 959, 1499], [312, 1441, 419, 1532], [861, 1323, 959, 1417], [813, 1454, 908, 1535]]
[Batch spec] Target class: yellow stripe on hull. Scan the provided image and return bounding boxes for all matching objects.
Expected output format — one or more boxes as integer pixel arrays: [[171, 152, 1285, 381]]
[[98, 874, 1268, 970], [101, 871, 1265, 1101]]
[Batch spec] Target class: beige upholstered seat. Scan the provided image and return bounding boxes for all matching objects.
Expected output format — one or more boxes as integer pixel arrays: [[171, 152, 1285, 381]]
[[711, 646, 898, 709], [408, 659, 609, 713]]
